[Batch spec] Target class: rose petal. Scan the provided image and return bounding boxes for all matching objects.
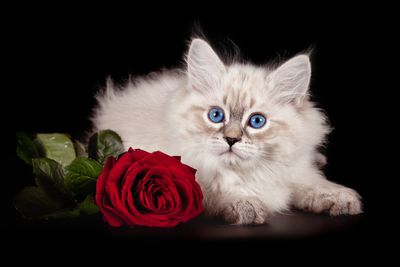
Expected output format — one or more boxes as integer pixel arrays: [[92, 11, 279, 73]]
[[141, 167, 182, 213], [149, 151, 181, 168], [95, 157, 116, 206], [96, 147, 204, 228], [183, 164, 197, 176], [120, 163, 150, 225], [101, 198, 125, 227], [127, 148, 151, 162]]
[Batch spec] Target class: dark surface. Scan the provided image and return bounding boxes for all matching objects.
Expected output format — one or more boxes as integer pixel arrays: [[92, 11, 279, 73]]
[[9, 211, 363, 242], [8, 210, 369, 256], [4, 3, 392, 257]]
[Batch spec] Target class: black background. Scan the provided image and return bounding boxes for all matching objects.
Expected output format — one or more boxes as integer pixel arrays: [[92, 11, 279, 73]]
[[4, 3, 394, 259]]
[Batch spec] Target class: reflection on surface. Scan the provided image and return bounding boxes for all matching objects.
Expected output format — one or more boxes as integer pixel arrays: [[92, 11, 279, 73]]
[[108, 211, 362, 241]]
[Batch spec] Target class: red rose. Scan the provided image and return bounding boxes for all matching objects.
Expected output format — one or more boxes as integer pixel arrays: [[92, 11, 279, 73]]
[[95, 148, 204, 227]]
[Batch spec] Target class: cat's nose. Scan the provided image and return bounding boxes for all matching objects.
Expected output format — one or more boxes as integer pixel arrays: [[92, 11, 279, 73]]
[[224, 137, 240, 147]]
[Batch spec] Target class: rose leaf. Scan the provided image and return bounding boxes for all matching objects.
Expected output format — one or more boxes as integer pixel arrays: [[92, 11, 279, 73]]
[[32, 158, 74, 203], [39, 207, 81, 220], [74, 140, 88, 157], [16, 132, 40, 165], [14, 186, 65, 219], [35, 133, 76, 167], [79, 195, 99, 215], [65, 157, 103, 197], [88, 130, 124, 165]]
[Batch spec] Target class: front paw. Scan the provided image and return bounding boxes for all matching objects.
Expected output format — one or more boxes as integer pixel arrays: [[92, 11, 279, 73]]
[[223, 198, 269, 225], [301, 187, 363, 216]]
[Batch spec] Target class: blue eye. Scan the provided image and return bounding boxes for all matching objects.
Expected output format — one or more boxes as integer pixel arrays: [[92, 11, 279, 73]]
[[208, 107, 225, 123], [249, 114, 267, 129]]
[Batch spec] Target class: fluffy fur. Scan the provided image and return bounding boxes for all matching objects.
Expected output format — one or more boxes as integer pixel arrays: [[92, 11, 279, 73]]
[[91, 39, 362, 224]]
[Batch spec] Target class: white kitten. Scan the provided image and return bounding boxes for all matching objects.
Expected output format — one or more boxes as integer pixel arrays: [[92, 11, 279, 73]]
[[91, 39, 362, 224]]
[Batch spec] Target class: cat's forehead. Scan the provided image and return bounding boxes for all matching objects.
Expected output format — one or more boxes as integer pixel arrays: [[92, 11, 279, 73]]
[[219, 65, 270, 115], [224, 64, 267, 87]]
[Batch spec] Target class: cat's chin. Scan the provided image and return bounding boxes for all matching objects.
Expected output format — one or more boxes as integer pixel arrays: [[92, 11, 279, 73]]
[[218, 150, 250, 165]]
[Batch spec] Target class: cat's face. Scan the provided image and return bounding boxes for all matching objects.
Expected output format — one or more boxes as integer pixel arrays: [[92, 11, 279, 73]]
[[179, 39, 312, 167]]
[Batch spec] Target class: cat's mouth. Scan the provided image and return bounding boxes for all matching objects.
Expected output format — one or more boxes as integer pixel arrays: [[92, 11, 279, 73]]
[[220, 149, 245, 160]]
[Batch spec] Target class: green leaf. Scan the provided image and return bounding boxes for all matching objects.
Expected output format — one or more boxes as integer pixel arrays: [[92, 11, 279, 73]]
[[14, 186, 64, 219], [79, 195, 99, 215], [88, 130, 124, 165], [35, 133, 76, 167], [32, 158, 73, 203], [16, 132, 40, 165], [74, 140, 87, 157], [65, 157, 102, 197], [40, 208, 81, 220], [42, 195, 99, 219], [14, 186, 80, 220], [40, 195, 99, 219]]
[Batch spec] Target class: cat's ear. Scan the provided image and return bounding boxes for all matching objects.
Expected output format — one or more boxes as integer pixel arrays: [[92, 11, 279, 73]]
[[186, 39, 225, 92], [269, 55, 311, 105]]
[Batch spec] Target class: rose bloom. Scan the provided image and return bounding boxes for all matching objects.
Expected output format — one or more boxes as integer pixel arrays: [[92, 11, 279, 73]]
[[95, 148, 204, 227]]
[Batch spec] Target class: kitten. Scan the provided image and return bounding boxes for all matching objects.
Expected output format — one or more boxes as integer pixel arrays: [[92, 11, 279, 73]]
[[91, 38, 362, 224]]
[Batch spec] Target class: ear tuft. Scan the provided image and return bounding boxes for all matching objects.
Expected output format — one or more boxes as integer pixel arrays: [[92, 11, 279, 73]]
[[270, 54, 311, 105], [186, 39, 225, 92]]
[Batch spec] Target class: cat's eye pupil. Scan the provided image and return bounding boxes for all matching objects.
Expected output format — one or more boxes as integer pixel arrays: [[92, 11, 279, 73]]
[[208, 107, 224, 123], [249, 114, 266, 129]]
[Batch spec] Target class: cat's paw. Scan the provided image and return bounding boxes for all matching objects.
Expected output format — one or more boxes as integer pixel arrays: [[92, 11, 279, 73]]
[[223, 198, 269, 225], [300, 187, 363, 216]]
